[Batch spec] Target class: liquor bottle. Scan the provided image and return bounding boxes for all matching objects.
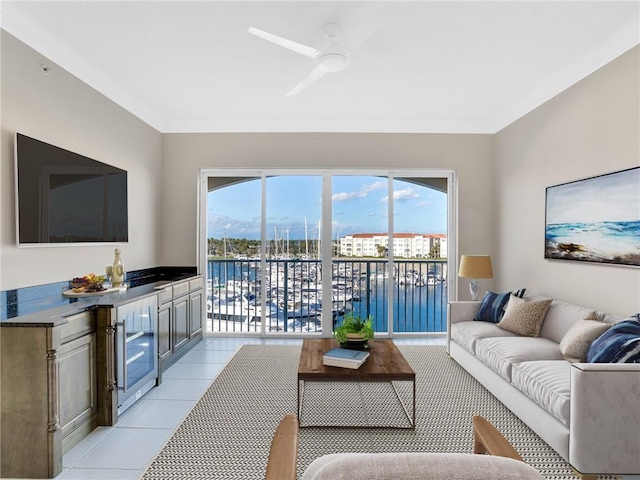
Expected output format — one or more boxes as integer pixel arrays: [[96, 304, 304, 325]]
[[112, 248, 125, 287]]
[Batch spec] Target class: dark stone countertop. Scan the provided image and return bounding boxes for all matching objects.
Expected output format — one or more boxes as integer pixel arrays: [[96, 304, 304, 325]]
[[0, 275, 201, 328]]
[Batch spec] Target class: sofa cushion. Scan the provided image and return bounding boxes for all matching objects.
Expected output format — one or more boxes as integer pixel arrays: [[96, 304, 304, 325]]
[[301, 452, 544, 480], [474, 289, 526, 323], [559, 312, 611, 362], [497, 296, 552, 337], [586, 315, 640, 363], [474, 337, 565, 382], [451, 321, 519, 354], [511, 361, 571, 426], [538, 300, 597, 344], [599, 312, 627, 325]]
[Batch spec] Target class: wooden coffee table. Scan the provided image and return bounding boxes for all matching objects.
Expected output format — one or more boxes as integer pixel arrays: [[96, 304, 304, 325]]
[[297, 338, 416, 429]]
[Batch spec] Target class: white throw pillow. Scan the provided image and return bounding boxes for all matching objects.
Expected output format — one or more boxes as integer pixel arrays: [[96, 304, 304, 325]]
[[497, 295, 552, 337], [559, 311, 612, 363]]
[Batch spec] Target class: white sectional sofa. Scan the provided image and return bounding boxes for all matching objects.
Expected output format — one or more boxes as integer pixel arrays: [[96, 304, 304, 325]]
[[447, 295, 640, 477]]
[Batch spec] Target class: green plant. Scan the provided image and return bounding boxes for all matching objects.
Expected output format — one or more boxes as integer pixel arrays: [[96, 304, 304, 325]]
[[333, 313, 375, 344]]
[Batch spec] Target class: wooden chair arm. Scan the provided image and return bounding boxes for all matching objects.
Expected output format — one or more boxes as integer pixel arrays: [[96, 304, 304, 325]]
[[472, 415, 523, 461], [265, 414, 299, 480]]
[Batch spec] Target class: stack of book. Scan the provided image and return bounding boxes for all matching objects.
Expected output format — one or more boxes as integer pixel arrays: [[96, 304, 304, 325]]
[[322, 347, 370, 369]]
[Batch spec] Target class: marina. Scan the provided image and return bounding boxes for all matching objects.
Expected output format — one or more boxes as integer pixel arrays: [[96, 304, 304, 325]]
[[206, 258, 448, 334]]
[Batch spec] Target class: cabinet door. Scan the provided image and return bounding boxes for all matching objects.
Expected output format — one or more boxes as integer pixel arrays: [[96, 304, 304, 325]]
[[158, 303, 172, 361], [57, 333, 97, 452], [173, 296, 189, 353], [189, 291, 203, 338]]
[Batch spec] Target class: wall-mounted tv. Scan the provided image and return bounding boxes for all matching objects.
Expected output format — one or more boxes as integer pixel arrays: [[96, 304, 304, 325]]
[[14, 133, 128, 246]]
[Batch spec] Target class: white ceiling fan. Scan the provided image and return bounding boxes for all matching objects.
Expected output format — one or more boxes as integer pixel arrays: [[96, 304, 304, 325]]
[[248, 6, 395, 96]]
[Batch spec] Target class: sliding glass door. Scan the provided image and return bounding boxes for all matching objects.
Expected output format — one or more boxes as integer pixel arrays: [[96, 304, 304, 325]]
[[200, 170, 455, 337]]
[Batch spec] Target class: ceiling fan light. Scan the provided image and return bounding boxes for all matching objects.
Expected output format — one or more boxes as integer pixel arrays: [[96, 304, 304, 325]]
[[318, 53, 349, 72]]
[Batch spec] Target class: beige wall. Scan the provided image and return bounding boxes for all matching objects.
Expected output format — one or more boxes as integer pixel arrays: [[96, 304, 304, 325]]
[[0, 31, 163, 290], [161, 132, 495, 298], [494, 46, 640, 316]]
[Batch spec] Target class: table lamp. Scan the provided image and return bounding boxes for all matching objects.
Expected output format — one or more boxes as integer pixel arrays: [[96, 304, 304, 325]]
[[458, 255, 493, 301]]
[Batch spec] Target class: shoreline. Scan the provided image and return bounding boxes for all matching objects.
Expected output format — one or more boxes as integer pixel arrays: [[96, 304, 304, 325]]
[[545, 240, 640, 266]]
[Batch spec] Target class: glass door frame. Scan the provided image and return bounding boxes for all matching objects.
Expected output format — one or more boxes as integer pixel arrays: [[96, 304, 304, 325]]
[[197, 168, 458, 337]]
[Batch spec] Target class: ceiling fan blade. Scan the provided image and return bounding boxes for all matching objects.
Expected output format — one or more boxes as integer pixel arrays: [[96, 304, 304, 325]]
[[248, 27, 320, 58], [286, 67, 327, 96]]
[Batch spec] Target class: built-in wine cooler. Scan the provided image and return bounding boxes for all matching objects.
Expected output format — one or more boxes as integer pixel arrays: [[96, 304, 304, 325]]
[[116, 295, 158, 415]]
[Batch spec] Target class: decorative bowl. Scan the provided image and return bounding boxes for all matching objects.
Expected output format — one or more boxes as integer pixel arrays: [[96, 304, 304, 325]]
[[340, 337, 370, 350], [345, 332, 367, 341]]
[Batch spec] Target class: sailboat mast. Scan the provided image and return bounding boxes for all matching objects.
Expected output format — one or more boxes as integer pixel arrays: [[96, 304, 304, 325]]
[[305, 216, 309, 258], [274, 226, 278, 257]]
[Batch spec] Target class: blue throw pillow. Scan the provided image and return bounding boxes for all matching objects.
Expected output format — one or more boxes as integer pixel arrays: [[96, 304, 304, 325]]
[[474, 288, 526, 323], [586, 314, 640, 363]]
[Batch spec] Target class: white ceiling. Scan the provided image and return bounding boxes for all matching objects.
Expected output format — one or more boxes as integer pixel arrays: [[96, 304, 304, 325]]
[[2, 1, 639, 134]]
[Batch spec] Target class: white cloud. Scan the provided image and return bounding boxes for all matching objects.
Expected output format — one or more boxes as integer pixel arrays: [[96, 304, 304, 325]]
[[208, 215, 262, 239], [332, 191, 359, 202], [393, 187, 420, 202], [417, 200, 433, 207], [382, 188, 420, 202], [362, 180, 386, 194], [331, 219, 352, 231], [333, 180, 387, 202]]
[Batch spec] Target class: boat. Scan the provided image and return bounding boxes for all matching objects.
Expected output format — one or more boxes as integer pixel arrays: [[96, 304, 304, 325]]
[[206, 256, 448, 333]]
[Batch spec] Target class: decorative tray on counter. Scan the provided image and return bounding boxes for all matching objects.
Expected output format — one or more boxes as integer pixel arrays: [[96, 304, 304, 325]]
[[63, 286, 127, 297]]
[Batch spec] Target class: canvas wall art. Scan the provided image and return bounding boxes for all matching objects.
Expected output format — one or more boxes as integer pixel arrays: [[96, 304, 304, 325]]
[[545, 166, 640, 267]]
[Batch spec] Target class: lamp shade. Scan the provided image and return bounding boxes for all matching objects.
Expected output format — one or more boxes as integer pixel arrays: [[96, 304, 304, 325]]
[[458, 255, 493, 279]]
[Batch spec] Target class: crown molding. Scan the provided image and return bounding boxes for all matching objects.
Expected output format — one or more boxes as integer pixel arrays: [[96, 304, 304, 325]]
[[0, 3, 167, 132]]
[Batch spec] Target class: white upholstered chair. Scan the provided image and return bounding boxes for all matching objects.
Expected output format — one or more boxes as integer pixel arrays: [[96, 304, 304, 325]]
[[265, 415, 544, 480]]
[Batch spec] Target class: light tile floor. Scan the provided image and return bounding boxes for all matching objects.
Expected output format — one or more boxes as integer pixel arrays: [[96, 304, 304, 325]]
[[52, 336, 637, 480], [56, 336, 307, 479]]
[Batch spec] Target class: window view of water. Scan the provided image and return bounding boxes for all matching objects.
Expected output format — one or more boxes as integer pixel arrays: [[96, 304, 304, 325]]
[[206, 259, 448, 334], [206, 173, 448, 336]]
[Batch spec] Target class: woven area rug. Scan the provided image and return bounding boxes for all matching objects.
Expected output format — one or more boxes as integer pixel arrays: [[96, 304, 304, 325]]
[[141, 345, 616, 480]]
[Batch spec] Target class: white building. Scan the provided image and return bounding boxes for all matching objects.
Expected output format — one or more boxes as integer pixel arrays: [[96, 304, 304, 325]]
[[339, 233, 447, 258]]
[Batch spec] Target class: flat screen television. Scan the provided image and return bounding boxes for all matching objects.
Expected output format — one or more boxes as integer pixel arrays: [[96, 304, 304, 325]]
[[14, 133, 128, 246]]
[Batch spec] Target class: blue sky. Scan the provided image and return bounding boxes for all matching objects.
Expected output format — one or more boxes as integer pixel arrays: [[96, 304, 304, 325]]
[[207, 175, 447, 240]]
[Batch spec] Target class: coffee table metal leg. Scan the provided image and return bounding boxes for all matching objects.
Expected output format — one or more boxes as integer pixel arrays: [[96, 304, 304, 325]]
[[299, 379, 415, 429], [391, 380, 416, 429], [297, 379, 304, 425], [412, 379, 416, 429]]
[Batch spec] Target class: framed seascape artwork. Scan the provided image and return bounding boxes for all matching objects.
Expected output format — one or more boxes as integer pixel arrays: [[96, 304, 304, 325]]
[[545, 166, 640, 267]]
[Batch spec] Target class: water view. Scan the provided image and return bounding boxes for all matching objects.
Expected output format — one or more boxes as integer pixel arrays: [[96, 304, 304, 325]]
[[206, 258, 448, 335], [545, 220, 640, 265]]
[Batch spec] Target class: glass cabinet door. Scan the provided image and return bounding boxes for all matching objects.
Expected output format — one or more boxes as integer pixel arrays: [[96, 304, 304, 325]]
[[117, 296, 158, 393]]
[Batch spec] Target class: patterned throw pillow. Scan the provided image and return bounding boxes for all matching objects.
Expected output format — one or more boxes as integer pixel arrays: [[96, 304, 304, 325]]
[[474, 288, 527, 323], [586, 314, 640, 363], [559, 311, 612, 363], [497, 295, 553, 337]]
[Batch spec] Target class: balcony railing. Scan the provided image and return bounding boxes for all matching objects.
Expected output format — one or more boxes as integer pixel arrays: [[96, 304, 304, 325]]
[[206, 259, 448, 335]]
